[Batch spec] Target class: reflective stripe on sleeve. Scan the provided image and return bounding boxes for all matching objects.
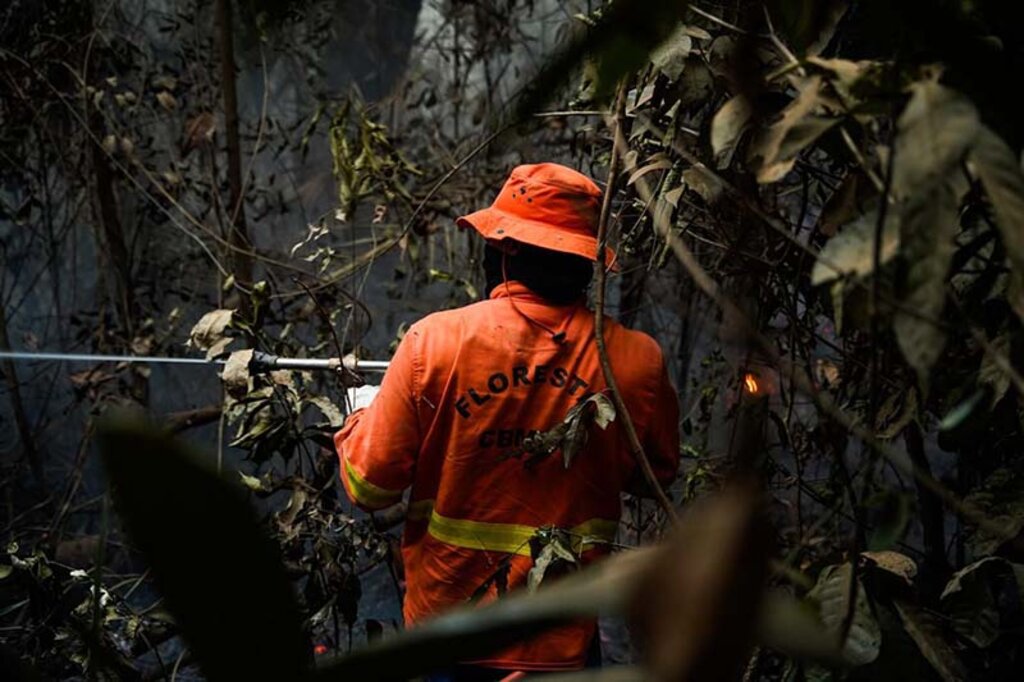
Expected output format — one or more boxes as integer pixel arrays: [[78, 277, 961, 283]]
[[426, 510, 618, 556], [342, 457, 403, 508]]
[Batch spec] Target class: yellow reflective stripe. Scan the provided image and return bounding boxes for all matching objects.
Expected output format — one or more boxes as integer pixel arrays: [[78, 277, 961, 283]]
[[342, 457, 403, 508], [407, 499, 434, 521], [429, 511, 538, 556], [426, 511, 619, 556]]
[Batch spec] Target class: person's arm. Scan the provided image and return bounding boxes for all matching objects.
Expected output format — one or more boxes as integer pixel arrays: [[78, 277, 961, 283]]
[[627, 353, 681, 496], [645, 356, 681, 486], [334, 328, 422, 510]]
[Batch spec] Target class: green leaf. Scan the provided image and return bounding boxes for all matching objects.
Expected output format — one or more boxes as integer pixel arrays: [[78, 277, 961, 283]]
[[808, 563, 881, 666], [893, 182, 959, 381], [98, 418, 308, 681], [969, 126, 1024, 322], [811, 210, 900, 285], [892, 81, 979, 201], [894, 600, 969, 681]]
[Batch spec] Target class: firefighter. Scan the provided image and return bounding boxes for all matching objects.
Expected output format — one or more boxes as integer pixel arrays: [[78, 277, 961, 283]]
[[334, 163, 680, 679]]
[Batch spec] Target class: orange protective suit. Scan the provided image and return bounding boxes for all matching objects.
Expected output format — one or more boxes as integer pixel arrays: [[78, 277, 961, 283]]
[[334, 281, 680, 671]]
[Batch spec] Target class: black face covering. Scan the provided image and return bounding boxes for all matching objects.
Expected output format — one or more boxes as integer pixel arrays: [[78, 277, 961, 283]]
[[483, 242, 594, 305]]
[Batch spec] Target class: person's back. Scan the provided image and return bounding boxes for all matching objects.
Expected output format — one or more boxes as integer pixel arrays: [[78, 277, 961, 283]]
[[335, 163, 679, 675]]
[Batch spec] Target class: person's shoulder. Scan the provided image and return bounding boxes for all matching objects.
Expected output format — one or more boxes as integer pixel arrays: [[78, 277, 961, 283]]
[[407, 298, 492, 333], [604, 318, 666, 366]]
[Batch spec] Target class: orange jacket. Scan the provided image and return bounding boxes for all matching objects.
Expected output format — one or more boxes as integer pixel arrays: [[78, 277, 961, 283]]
[[334, 281, 679, 670]]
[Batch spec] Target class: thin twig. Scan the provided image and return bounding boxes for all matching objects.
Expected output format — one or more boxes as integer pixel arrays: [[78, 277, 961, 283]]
[[596, 83, 679, 525]]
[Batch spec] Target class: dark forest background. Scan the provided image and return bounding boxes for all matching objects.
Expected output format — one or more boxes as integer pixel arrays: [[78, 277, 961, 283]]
[[2, 1, 1024, 679]]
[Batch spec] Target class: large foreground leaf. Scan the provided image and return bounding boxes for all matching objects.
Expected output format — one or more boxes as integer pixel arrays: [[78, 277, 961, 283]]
[[893, 182, 959, 381], [512, 0, 689, 115], [892, 81, 979, 201], [98, 418, 309, 681], [811, 210, 900, 285]]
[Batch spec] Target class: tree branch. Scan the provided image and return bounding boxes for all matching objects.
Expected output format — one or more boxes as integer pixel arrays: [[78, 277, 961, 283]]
[[595, 83, 679, 525]]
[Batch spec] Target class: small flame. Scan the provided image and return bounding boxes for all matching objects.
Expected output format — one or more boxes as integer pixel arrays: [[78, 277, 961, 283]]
[[313, 644, 329, 656], [743, 373, 759, 395]]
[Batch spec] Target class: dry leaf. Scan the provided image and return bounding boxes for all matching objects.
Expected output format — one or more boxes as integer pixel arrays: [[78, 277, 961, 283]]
[[862, 550, 917, 583], [710, 95, 752, 169], [181, 112, 216, 159], [188, 309, 235, 359], [156, 90, 178, 111], [221, 349, 254, 396]]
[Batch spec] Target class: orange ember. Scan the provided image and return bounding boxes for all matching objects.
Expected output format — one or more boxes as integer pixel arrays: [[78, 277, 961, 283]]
[[743, 373, 759, 395]]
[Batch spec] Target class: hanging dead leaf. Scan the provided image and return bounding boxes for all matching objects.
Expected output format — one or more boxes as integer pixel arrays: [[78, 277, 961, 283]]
[[627, 156, 672, 186], [818, 171, 863, 237], [181, 112, 217, 159], [748, 76, 840, 184], [681, 166, 724, 204], [710, 95, 753, 169], [221, 349, 254, 396], [187, 308, 235, 359], [239, 472, 269, 493], [156, 90, 178, 111], [521, 393, 616, 469], [527, 532, 579, 592]]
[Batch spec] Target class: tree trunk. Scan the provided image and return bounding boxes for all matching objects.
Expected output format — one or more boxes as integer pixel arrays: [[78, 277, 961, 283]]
[[91, 138, 135, 336], [214, 0, 254, 298]]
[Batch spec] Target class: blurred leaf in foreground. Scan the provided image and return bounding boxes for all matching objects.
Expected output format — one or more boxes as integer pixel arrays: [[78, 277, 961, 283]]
[[629, 480, 771, 681], [98, 417, 309, 681], [513, 0, 690, 117]]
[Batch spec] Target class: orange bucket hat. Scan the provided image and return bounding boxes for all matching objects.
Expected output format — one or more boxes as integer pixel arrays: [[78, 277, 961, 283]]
[[456, 163, 618, 270]]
